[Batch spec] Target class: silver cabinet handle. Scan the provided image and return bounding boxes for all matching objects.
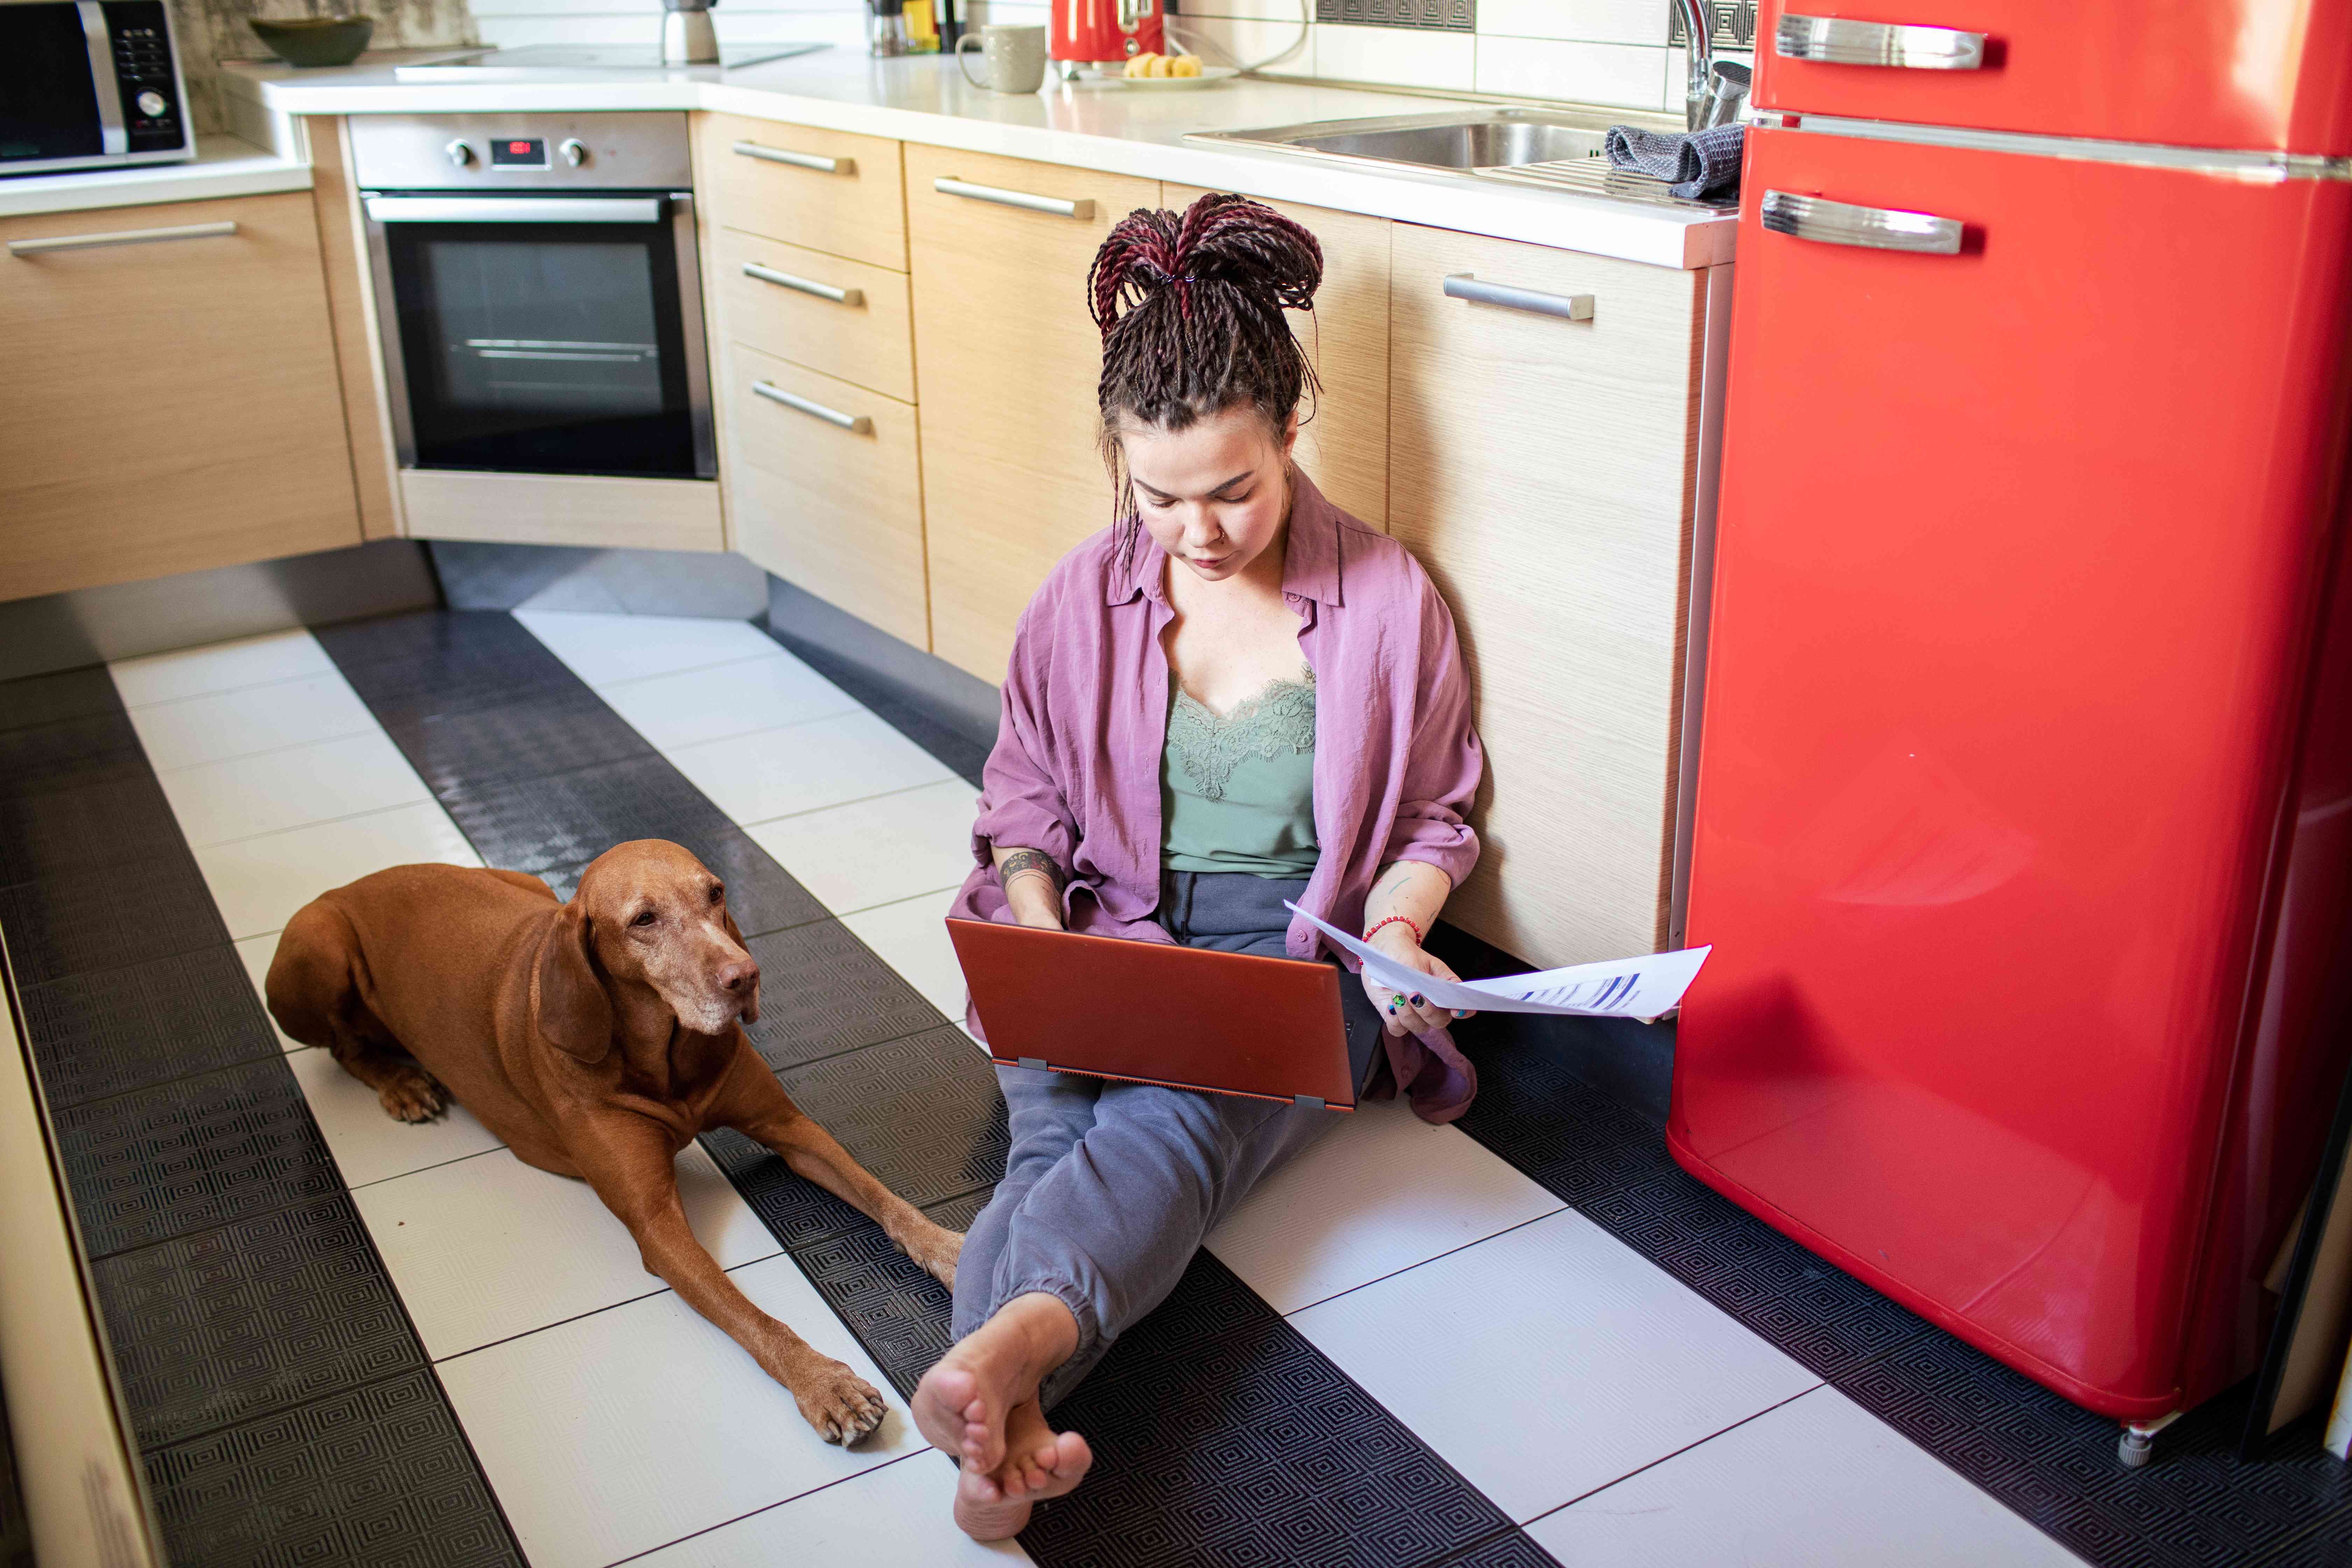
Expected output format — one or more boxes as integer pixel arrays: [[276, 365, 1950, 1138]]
[[8, 219, 236, 256], [365, 196, 661, 225], [732, 140, 853, 175], [1443, 273, 1594, 321], [933, 177, 1094, 220], [1775, 13, 1986, 70], [752, 379, 872, 434], [742, 261, 863, 306], [1760, 190, 1963, 254]]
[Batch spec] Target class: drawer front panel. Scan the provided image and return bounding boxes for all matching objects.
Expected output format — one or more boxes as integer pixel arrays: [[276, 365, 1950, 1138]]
[[697, 112, 906, 270], [713, 226, 915, 404]]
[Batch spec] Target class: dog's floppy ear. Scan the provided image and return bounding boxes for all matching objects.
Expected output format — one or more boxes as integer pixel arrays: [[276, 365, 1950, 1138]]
[[532, 904, 614, 1063], [720, 902, 760, 1025]]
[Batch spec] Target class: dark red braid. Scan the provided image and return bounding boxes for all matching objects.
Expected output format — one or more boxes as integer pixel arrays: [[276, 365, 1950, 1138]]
[[1086, 192, 1324, 569]]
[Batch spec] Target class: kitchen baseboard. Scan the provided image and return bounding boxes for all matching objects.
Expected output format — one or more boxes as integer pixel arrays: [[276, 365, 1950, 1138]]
[[0, 538, 438, 683], [763, 573, 999, 784], [398, 469, 726, 553]]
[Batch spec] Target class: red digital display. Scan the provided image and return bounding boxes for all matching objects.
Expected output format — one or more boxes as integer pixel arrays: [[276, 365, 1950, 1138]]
[[489, 137, 548, 168]]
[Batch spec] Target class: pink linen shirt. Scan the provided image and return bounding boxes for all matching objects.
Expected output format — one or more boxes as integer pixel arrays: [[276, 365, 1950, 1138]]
[[950, 469, 1488, 1121]]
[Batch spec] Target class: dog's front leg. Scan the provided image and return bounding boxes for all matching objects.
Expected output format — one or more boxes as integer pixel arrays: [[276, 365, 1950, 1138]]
[[719, 1071, 963, 1289], [578, 1134, 887, 1445]]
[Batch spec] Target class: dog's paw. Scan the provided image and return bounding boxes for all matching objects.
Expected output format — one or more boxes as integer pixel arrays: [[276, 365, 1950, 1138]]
[[378, 1067, 449, 1123], [797, 1360, 888, 1447], [906, 1224, 963, 1290]]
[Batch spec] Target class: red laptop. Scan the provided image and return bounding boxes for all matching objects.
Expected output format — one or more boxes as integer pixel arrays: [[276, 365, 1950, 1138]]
[[946, 919, 1358, 1111]]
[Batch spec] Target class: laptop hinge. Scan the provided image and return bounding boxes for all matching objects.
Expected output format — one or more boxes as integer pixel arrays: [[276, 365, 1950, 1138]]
[[1293, 1094, 1326, 1111], [1017, 1057, 1047, 1070]]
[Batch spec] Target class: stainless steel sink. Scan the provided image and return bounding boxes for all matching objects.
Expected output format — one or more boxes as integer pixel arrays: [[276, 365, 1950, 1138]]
[[1186, 106, 1735, 210]]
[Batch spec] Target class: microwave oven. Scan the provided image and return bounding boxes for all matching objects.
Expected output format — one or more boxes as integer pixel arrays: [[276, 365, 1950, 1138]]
[[0, 0, 193, 177]]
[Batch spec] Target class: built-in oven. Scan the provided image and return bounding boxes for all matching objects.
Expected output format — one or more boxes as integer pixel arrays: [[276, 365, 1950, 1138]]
[[354, 112, 716, 482]]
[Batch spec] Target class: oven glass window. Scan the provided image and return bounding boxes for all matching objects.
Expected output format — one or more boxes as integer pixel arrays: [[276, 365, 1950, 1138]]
[[385, 216, 698, 478]]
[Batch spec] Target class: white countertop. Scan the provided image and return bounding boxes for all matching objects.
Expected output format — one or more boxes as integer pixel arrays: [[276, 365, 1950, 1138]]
[[209, 49, 1732, 268], [0, 135, 310, 220]]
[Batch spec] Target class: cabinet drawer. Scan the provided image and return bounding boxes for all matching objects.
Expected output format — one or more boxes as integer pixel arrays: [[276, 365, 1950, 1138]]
[[696, 112, 905, 271], [713, 226, 914, 404], [1388, 223, 1707, 967], [725, 341, 928, 649], [0, 191, 359, 601], [905, 142, 1162, 680]]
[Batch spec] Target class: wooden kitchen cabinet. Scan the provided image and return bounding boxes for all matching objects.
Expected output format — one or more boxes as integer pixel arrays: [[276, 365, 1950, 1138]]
[[0, 191, 362, 602], [906, 144, 1160, 680], [1388, 223, 1709, 968], [1163, 186, 1390, 531], [695, 112, 907, 271]]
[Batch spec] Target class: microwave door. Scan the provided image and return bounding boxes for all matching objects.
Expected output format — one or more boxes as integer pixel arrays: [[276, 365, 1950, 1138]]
[[0, 2, 122, 168]]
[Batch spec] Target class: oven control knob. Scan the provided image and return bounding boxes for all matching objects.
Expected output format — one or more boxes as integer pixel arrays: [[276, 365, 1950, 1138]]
[[559, 138, 589, 168], [135, 90, 167, 117], [445, 139, 475, 168]]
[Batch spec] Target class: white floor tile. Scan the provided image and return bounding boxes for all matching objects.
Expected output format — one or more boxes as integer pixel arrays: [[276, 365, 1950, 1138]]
[[1207, 1101, 1564, 1313], [632, 1453, 1031, 1567], [1528, 1387, 2087, 1566], [1290, 1209, 1819, 1522], [354, 1141, 777, 1359], [666, 712, 956, 826], [438, 1252, 922, 1568], [156, 730, 431, 848], [286, 1046, 506, 1189], [108, 629, 336, 708], [597, 650, 861, 751], [516, 610, 780, 688], [744, 777, 979, 915], [839, 888, 982, 1044], [125, 671, 376, 771], [233, 932, 303, 1051], [192, 801, 481, 940]]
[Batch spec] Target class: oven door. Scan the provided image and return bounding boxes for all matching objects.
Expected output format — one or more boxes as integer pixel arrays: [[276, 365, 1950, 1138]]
[[364, 191, 716, 480]]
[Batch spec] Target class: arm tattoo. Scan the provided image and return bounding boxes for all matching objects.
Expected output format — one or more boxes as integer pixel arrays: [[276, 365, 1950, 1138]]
[[999, 848, 1066, 894]]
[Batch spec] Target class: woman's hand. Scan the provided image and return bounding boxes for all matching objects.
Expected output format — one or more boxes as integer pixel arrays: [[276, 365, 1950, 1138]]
[[1361, 923, 1470, 1037]]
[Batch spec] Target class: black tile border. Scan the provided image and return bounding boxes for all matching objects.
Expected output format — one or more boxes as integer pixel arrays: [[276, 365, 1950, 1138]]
[[0, 657, 528, 1568], [325, 609, 1563, 1568]]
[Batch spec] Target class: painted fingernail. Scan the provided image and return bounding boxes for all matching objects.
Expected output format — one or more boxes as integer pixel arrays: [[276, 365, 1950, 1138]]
[[1452, 1009, 1469, 1018], [1410, 994, 1426, 1006]]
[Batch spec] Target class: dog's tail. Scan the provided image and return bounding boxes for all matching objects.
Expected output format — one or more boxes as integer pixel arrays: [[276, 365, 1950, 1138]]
[[263, 898, 361, 1051]]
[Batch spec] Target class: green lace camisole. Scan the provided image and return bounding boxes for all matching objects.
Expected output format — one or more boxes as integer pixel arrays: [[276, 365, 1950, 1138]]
[[1160, 670, 1319, 878]]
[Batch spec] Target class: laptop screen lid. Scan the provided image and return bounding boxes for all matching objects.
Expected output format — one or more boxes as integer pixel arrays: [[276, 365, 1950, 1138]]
[[946, 918, 1356, 1111]]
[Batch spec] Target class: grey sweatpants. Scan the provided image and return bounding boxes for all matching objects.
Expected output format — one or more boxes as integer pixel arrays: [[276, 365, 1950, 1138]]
[[951, 871, 1386, 1407]]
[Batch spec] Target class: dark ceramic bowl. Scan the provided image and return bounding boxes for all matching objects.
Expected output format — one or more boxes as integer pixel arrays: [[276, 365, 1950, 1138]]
[[249, 15, 375, 67]]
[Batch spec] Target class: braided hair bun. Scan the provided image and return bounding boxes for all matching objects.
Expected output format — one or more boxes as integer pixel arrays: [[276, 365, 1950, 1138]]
[[1087, 194, 1324, 550]]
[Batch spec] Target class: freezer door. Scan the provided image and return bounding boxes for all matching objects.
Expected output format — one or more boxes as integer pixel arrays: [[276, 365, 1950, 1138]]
[[1676, 125, 2352, 1417], [1754, 0, 2352, 155]]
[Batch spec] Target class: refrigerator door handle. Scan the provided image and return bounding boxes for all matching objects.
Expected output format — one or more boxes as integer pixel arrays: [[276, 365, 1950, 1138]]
[[1775, 14, 1986, 71], [1760, 191, 1964, 255]]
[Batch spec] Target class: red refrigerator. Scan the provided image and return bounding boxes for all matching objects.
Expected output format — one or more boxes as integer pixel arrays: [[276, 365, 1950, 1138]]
[[1675, 0, 2352, 1449]]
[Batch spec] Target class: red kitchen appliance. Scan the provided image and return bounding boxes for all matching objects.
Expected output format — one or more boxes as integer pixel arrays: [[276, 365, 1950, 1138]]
[[1676, 0, 2352, 1463], [1049, 0, 1163, 73]]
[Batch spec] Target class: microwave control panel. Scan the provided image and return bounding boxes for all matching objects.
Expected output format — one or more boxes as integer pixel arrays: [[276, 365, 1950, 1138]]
[[104, 0, 185, 153]]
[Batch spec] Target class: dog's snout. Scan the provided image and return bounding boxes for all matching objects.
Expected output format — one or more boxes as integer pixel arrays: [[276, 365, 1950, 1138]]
[[717, 957, 760, 995]]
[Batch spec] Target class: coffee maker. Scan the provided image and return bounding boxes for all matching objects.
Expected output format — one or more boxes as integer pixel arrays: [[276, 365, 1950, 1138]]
[[1050, 0, 1164, 75]]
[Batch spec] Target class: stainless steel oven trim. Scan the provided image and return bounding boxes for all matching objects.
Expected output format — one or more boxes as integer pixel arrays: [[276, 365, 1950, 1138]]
[[670, 190, 718, 480], [362, 188, 716, 479], [365, 195, 665, 225], [77, 1, 127, 156]]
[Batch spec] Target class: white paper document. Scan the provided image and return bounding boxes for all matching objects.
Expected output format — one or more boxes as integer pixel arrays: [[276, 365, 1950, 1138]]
[[1285, 902, 1711, 1020]]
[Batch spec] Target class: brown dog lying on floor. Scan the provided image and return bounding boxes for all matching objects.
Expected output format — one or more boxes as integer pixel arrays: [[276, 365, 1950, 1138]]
[[265, 838, 959, 1446]]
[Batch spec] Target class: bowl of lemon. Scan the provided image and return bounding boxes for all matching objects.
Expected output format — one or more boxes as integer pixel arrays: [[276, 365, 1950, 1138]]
[[1119, 51, 1237, 87]]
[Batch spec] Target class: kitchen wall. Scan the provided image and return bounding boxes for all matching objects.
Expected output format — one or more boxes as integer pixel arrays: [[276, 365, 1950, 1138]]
[[173, 0, 479, 132]]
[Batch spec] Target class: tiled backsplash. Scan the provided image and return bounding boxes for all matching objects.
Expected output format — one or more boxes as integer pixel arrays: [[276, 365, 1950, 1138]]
[[173, 0, 478, 132], [1173, 0, 1754, 108]]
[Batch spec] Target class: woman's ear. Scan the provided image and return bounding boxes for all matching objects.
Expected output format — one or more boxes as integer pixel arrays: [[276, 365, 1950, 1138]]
[[532, 904, 613, 1062], [1280, 408, 1301, 462]]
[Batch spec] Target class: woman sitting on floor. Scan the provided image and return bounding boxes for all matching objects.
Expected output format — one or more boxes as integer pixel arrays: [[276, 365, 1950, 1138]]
[[912, 192, 1485, 1540]]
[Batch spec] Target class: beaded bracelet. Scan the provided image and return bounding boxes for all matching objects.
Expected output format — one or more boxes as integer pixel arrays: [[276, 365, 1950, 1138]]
[[1363, 914, 1424, 948]]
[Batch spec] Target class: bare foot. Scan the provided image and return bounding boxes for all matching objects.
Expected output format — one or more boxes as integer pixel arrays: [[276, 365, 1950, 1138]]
[[377, 1065, 447, 1123], [952, 1399, 1092, 1541], [912, 1292, 1078, 1474]]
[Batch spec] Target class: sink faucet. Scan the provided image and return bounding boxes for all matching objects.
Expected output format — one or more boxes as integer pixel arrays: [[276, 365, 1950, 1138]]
[[1672, 0, 1712, 129]]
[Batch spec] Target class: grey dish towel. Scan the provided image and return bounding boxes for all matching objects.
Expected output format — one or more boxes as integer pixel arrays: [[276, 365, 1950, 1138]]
[[1603, 123, 1746, 200]]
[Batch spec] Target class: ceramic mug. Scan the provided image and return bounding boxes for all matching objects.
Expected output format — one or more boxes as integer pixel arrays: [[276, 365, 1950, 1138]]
[[957, 22, 1048, 93]]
